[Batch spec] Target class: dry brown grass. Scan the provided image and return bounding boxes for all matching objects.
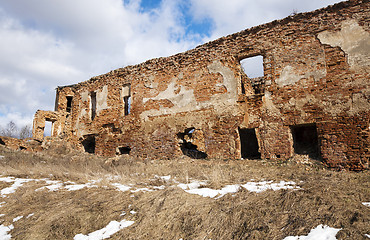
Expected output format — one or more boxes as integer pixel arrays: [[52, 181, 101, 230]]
[[0, 145, 368, 239]]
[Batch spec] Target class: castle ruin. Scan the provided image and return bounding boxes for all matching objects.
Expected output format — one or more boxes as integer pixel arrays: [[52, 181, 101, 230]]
[[32, 0, 369, 170]]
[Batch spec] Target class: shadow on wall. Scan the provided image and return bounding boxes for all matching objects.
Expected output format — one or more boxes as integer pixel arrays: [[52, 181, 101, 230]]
[[177, 127, 207, 159]]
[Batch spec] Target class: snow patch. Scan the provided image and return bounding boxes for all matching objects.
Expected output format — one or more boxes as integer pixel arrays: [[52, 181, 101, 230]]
[[37, 179, 100, 192], [112, 183, 131, 192], [362, 202, 370, 207], [283, 225, 341, 240], [13, 216, 23, 222], [131, 187, 152, 193], [73, 219, 134, 240], [241, 181, 299, 193], [178, 180, 300, 198], [155, 175, 171, 182], [178, 181, 207, 190], [0, 224, 13, 240], [0, 177, 34, 197], [185, 184, 240, 199]]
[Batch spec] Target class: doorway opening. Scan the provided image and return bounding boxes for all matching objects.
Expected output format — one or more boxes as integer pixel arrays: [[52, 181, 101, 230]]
[[82, 135, 96, 154], [291, 124, 320, 159], [239, 128, 261, 159]]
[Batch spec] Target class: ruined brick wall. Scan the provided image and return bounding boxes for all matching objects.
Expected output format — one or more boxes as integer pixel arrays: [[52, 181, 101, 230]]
[[33, 0, 369, 170]]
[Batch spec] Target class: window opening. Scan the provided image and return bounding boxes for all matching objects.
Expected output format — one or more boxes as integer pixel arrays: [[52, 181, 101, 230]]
[[291, 124, 320, 159], [122, 85, 131, 116], [240, 55, 264, 78], [238, 128, 261, 159], [240, 55, 265, 95], [116, 146, 131, 155], [124, 96, 131, 116], [66, 96, 73, 113], [82, 135, 96, 154], [44, 121, 53, 137], [90, 91, 96, 120], [177, 127, 207, 159]]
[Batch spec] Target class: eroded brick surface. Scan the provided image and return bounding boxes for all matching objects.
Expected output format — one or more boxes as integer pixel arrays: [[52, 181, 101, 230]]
[[32, 0, 369, 170]]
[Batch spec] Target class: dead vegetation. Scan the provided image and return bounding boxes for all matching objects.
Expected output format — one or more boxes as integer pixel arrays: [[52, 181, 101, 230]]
[[0, 145, 368, 239]]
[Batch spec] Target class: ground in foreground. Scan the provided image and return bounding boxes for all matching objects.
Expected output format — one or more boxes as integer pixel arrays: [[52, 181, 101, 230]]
[[0, 145, 368, 239]]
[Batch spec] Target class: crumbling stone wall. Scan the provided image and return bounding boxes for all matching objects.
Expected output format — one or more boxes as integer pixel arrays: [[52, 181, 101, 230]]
[[33, 0, 369, 170]]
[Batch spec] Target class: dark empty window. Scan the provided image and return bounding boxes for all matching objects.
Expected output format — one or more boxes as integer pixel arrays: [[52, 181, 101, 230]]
[[66, 96, 73, 113], [117, 146, 131, 155], [91, 91, 96, 120], [82, 135, 96, 154], [291, 124, 320, 159], [239, 128, 261, 159]]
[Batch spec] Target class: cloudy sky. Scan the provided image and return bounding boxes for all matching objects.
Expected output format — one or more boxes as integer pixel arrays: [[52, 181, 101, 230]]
[[0, 0, 342, 130]]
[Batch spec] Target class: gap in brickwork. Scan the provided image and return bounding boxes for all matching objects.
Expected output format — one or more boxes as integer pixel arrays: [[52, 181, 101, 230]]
[[44, 121, 53, 137], [177, 127, 207, 159], [291, 124, 320, 159], [238, 127, 261, 159], [90, 91, 96, 120], [240, 55, 264, 78], [82, 135, 96, 154], [122, 84, 131, 116], [66, 96, 73, 113], [124, 96, 131, 116], [116, 146, 131, 155], [240, 55, 265, 95]]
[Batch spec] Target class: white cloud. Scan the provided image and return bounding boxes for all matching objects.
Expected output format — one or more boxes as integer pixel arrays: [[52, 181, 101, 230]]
[[0, 0, 197, 130], [0, 0, 344, 132], [189, 0, 342, 40]]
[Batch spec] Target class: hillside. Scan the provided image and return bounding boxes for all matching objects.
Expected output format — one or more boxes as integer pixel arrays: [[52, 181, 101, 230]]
[[0, 145, 368, 239]]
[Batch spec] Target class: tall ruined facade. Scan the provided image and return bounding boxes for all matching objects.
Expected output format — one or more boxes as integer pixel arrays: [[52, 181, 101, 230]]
[[33, 0, 369, 170]]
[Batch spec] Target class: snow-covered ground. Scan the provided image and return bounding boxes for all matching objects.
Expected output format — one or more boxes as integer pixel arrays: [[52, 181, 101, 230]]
[[283, 225, 341, 240]]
